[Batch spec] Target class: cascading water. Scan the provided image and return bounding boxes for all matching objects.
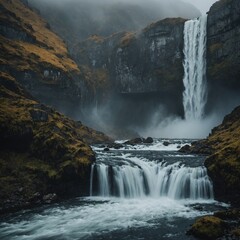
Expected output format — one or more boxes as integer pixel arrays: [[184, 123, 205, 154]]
[[183, 15, 208, 120], [90, 156, 214, 200]]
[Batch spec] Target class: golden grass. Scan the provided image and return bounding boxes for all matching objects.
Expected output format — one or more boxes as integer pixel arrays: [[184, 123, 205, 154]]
[[0, 0, 80, 73]]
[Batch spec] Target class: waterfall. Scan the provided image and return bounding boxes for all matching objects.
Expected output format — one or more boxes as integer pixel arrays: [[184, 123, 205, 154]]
[[90, 160, 214, 200], [183, 15, 208, 120]]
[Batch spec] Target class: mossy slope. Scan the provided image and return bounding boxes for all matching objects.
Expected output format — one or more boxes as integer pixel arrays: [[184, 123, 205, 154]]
[[189, 106, 240, 201], [0, 0, 79, 74], [0, 72, 111, 214]]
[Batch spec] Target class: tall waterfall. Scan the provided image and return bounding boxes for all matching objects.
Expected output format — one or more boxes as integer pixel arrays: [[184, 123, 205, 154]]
[[90, 160, 214, 200], [183, 15, 208, 120]]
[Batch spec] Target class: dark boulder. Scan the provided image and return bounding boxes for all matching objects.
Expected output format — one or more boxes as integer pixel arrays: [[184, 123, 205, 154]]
[[143, 137, 154, 144], [179, 144, 191, 153], [124, 138, 144, 145], [163, 141, 170, 146], [107, 143, 123, 149]]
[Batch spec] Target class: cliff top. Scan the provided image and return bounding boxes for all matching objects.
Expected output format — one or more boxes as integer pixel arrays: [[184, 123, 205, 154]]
[[210, 0, 233, 12], [143, 17, 186, 32]]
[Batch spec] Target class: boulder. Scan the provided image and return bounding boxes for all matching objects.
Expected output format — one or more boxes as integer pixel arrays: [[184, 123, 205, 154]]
[[187, 216, 225, 239], [143, 137, 154, 144], [179, 144, 191, 153], [124, 138, 144, 145], [163, 141, 170, 146]]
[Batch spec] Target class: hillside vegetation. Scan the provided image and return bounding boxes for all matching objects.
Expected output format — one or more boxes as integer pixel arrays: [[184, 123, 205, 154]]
[[0, 71, 111, 214]]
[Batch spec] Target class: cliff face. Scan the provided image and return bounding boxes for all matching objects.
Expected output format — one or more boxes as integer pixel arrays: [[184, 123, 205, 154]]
[[0, 71, 111, 214], [188, 106, 240, 202], [207, 0, 240, 110], [73, 18, 186, 119], [0, 0, 94, 116]]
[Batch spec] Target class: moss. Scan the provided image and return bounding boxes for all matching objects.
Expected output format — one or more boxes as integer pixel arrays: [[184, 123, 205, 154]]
[[188, 216, 225, 239], [0, 72, 111, 213], [0, 0, 81, 82], [88, 35, 104, 43], [191, 106, 240, 199], [209, 43, 223, 54], [119, 32, 135, 48]]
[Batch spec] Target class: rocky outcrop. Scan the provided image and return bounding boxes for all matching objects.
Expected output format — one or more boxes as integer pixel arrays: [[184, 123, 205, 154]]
[[207, 0, 240, 110], [187, 216, 225, 239], [187, 106, 240, 203], [188, 209, 240, 239], [73, 18, 186, 117], [0, 72, 111, 214], [0, 0, 95, 117]]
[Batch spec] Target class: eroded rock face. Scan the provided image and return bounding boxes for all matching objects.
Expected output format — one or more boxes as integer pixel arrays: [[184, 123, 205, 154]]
[[73, 18, 186, 120], [207, 0, 240, 110], [187, 106, 240, 203], [0, 0, 95, 117]]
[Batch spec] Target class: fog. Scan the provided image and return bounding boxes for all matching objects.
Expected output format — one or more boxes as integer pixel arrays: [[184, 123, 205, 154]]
[[182, 0, 218, 13], [28, 0, 234, 140], [29, 0, 201, 46]]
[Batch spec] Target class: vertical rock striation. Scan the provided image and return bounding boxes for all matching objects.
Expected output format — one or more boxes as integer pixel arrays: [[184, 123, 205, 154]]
[[207, 0, 240, 110]]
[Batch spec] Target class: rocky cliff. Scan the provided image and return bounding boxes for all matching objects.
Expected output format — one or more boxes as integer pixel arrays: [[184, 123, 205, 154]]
[[206, 0, 240, 111], [0, 0, 94, 117], [0, 0, 112, 214], [73, 18, 186, 130], [0, 71, 111, 214], [187, 105, 240, 203]]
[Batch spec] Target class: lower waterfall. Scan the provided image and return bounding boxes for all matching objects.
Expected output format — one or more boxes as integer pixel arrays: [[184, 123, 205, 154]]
[[90, 156, 214, 200]]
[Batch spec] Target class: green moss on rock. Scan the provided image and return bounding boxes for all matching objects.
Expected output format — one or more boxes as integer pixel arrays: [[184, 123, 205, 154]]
[[188, 216, 225, 239], [0, 72, 111, 214], [188, 106, 240, 201]]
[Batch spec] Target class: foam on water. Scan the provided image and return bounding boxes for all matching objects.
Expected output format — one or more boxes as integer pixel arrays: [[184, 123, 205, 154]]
[[0, 197, 212, 240]]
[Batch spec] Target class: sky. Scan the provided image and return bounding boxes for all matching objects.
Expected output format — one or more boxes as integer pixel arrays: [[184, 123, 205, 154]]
[[182, 0, 218, 13]]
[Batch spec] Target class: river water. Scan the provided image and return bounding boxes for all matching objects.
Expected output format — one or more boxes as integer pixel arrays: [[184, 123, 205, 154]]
[[0, 139, 228, 240]]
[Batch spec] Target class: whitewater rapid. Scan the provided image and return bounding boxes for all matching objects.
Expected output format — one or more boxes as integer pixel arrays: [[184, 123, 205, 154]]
[[0, 139, 227, 240]]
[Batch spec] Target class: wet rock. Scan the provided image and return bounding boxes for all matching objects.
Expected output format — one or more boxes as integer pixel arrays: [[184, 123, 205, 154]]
[[187, 216, 225, 239], [163, 141, 170, 146], [104, 148, 110, 152], [43, 193, 58, 204], [179, 144, 191, 153], [143, 137, 154, 144], [124, 138, 144, 145], [107, 143, 123, 149]]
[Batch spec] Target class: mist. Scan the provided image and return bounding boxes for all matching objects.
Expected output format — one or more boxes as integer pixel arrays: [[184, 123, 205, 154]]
[[182, 0, 218, 13], [29, 0, 201, 47], [28, 0, 233, 140]]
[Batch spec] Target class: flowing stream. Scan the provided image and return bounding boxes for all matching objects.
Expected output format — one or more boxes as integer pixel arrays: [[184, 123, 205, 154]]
[[0, 139, 228, 240], [183, 15, 208, 120]]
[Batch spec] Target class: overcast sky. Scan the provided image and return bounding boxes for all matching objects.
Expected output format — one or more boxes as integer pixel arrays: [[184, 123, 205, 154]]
[[182, 0, 218, 13]]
